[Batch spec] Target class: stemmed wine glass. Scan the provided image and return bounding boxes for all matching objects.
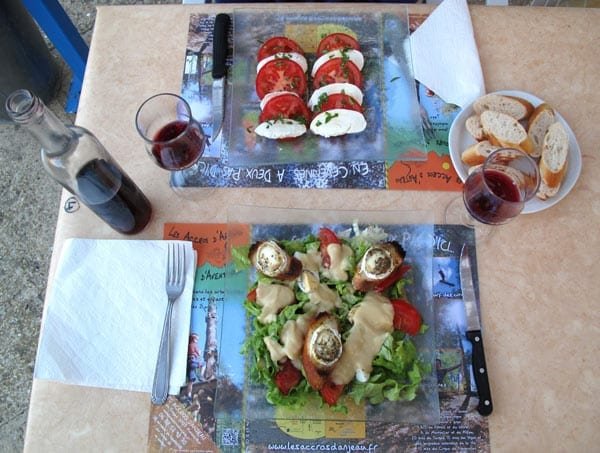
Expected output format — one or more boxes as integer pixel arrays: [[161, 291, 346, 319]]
[[135, 93, 213, 199], [445, 148, 540, 240], [135, 93, 206, 171]]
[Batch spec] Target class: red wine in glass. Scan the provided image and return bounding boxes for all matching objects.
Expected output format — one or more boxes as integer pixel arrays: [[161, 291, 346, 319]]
[[463, 168, 524, 225], [76, 159, 152, 234], [151, 120, 205, 170]]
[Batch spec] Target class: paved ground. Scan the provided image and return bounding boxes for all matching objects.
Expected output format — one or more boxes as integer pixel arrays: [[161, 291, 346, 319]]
[[0, 2, 177, 451], [0, 0, 595, 451]]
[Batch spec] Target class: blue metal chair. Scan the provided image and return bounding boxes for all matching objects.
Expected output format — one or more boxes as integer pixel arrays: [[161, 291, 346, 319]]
[[21, 0, 89, 113]]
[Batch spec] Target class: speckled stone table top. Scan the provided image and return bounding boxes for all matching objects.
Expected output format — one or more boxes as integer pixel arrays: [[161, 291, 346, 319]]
[[24, 4, 600, 452]]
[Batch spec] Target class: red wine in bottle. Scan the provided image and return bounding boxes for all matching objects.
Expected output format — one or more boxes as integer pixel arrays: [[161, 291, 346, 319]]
[[76, 159, 152, 235]]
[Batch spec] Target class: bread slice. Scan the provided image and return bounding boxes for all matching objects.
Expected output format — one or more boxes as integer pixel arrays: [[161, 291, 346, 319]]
[[465, 115, 486, 141], [527, 103, 556, 158], [536, 179, 561, 200], [473, 93, 534, 121], [480, 110, 534, 154], [461, 140, 500, 166], [539, 121, 569, 189]]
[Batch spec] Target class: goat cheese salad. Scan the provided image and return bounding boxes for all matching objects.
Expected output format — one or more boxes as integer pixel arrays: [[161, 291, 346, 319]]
[[232, 224, 430, 411]]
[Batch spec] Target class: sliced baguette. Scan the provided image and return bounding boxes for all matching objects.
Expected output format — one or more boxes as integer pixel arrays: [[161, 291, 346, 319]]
[[536, 179, 561, 200], [527, 103, 556, 158], [539, 121, 569, 189], [473, 93, 534, 121], [465, 115, 486, 141], [461, 140, 500, 166], [480, 110, 534, 154]]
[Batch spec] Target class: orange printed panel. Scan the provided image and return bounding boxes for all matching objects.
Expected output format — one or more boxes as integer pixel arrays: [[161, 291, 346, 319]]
[[387, 151, 463, 192], [164, 223, 250, 267]]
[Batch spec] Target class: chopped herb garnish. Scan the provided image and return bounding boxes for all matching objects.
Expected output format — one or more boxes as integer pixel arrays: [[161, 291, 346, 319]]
[[324, 111, 340, 124], [316, 93, 329, 112]]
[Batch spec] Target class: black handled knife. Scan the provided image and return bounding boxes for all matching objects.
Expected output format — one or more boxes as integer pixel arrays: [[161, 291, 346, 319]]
[[211, 13, 230, 141], [460, 245, 493, 416]]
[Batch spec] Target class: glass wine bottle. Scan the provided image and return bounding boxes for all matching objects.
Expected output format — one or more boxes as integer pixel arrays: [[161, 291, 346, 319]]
[[5, 89, 152, 235]]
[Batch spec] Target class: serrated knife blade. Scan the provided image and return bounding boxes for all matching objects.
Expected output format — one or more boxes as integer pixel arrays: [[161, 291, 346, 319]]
[[211, 13, 230, 142], [460, 244, 493, 416]]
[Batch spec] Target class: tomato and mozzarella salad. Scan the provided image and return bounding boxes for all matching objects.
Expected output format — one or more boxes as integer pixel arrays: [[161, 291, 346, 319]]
[[254, 32, 368, 140], [234, 225, 429, 409], [309, 33, 367, 138], [254, 37, 309, 139]]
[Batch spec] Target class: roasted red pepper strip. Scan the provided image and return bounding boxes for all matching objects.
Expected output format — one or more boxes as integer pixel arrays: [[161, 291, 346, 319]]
[[246, 287, 257, 302], [390, 299, 422, 336], [320, 381, 345, 406], [372, 264, 411, 292], [318, 227, 341, 269]]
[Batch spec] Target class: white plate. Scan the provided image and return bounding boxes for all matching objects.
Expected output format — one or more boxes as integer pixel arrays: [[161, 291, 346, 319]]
[[448, 90, 582, 214]]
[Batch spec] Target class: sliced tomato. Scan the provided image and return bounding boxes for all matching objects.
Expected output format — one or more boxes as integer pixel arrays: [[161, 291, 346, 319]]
[[258, 36, 304, 61], [259, 93, 311, 125], [320, 381, 345, 406], [256, 59, 307, 99], [312, 58, 363, 90], [274, 360, 303, 395], [317, 33, 360, 56], [318, 227, 341, 269], [391, 299, 422, 336], [316, 93, 362, 113], [372, 264, 411, 293]]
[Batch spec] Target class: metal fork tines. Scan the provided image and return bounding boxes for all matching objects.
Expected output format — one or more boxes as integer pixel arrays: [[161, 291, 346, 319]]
[[151, 242, 186, 405]]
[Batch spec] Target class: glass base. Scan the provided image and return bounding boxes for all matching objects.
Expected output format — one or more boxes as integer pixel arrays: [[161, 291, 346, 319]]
[[444, 196, 495, 242], [169, 163, 216, 201]]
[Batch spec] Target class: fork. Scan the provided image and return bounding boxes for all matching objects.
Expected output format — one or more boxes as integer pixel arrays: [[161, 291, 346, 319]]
[[151, 242, 186, 405]]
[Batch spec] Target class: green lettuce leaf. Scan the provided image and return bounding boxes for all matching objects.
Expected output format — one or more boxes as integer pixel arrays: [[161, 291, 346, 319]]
[[231, 245, 251, 271], [348, 331, 430, 405]]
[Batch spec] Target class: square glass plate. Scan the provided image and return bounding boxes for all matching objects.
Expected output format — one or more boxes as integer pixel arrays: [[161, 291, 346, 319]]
[[223, 10, 426, 167], [214, 206, 439, 424]]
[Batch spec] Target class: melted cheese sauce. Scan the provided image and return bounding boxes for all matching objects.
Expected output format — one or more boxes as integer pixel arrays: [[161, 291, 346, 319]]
[[306, 282, 342, 314], [323, 243, 353, 282], [256, 282, 296, 324], [264, 313, 313, 365], [330, 292, 394, 385], [294, 249, 321, 274]]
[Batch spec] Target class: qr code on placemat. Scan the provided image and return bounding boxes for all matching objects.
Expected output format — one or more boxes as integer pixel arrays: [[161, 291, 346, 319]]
[[221, 428, 240, 447]]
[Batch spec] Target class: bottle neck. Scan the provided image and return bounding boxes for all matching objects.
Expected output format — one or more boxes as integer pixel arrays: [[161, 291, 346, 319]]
[[5, 89, 75, 155]]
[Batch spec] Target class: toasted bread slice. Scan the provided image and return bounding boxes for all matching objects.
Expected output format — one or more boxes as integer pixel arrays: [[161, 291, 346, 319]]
[[461, 140, 500, 166], [465, 115, 486, 141], [473, 93, 534, 121], [539, 121, 569, 189], [480, 110, 533, 154], [527, 103, 556, 158]]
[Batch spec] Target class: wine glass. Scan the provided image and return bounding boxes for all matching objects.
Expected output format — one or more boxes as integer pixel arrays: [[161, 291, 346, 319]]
[[135, 93, 207, 171], [445, 148, 540, 240]]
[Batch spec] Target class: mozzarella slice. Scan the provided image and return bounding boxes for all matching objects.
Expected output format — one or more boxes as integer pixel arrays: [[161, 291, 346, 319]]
[[255, 119, 307, 139], [307, 83, 363, 111], [257, 52, 308, 74], [309, 109, 366, 138], [311, 49, 364, 77], [259, 91, 301, 111]]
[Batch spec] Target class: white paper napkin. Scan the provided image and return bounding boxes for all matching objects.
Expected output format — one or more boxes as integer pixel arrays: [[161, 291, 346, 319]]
[[410, 0, 486, 107], [34, 239, 196, 395]]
